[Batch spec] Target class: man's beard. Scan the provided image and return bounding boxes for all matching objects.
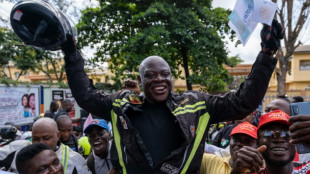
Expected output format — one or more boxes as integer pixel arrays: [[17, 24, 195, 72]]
[[262, 151, 295, 167]]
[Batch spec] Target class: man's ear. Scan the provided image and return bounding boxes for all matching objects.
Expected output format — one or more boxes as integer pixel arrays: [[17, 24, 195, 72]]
[[137, 75, 142, 84], [56, 131, 60, 140]]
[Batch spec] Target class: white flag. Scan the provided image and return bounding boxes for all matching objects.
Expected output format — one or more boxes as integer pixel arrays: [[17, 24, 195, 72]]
[[253, 0, 277, 25], [229, 0, 277, 46], [229, 0, 258, 46]]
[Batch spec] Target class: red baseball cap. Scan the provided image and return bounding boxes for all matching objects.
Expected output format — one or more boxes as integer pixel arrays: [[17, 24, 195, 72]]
[[230, 121, 258, 139], [257, 110, 291, 130]]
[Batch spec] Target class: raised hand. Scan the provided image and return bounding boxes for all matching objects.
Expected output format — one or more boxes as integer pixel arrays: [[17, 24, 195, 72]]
[[231, 145, 266, 174], [260, 19, 285, 56]]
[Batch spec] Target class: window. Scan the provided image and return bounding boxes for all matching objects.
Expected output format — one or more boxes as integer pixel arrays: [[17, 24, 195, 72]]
[[14, 72, 20, 79], [300, 60, 310, 70]]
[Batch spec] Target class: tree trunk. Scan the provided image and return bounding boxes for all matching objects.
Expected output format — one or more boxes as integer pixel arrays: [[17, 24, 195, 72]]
[[7, 66, 12, 80], [276, 49, 287, 95], [58, 64, 65, 83], [274, 0, 310, 96], [16, 70, 23, 81], [181, 46, 192, 90]]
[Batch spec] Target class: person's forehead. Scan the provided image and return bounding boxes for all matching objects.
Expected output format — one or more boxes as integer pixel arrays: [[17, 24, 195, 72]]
[[232, 133, 255, 140], [260, 122, 289, 131], [31, 150, 57, 167], [88, 126, 105, 133], [32, 126, 56, 137], [143, 59, 170, 71], [58, 119, 72, 128], [269, 99, 288, 108]]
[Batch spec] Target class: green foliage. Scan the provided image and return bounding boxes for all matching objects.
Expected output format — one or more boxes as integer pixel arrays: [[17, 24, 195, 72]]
[[0, 77, 19, 86], [0, 27, 38, 77], [222, 55, 244, 91], [94, 82, 119, 93], [77, 0, 235, 92], [0, 27, 66, 82], [225, 55, 243, 67], [0, 77, 69, 88]]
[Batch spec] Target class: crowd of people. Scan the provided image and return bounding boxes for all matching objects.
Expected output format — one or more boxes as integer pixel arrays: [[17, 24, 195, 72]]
[[1, 17, 310, 174]]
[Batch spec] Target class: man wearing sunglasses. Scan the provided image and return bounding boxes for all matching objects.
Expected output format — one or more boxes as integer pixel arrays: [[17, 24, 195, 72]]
[[231, 110, 310, 174]]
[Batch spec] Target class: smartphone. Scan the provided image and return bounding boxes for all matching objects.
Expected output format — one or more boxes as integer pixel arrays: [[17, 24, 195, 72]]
[[290, 101, 310, 154]]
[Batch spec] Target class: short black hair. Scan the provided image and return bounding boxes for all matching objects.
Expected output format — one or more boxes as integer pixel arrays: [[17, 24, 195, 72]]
[[61, 99, 73, 112], [292, 96, 304, 103], [56, 115, 72, 127], [16, 143, 51, 173], [50, 100, 59, 112]]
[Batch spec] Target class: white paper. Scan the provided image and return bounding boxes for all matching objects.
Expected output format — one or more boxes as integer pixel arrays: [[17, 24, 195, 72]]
[[253, 0, 277, 25], [229, 0, 258, 46]]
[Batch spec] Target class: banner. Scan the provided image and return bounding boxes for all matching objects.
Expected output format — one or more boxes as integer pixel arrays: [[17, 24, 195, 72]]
[[0, 85, 40, 125]]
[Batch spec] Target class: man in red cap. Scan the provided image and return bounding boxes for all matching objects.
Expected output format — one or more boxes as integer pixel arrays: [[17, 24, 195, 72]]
[[200, 121, 260, 174], [231, 110, 310, 174]]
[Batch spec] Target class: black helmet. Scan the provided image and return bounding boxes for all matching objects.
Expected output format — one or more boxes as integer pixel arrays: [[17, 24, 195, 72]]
[[10, 0, 77, 50]]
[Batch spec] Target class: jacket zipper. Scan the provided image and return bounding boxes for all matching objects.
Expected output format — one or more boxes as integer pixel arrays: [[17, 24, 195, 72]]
[[123, 146, 128, 164], [179, 145, 189, 170]]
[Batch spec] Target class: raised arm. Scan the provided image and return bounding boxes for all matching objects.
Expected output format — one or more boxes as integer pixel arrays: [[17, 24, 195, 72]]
[[207, 19, 284, 123], [62, 35, 114, 121]]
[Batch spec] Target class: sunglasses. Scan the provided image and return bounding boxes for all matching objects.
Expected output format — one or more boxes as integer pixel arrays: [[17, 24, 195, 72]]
[[262, 130, 291, 140]]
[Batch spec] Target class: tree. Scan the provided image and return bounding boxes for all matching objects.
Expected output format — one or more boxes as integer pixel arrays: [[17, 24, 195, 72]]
[[33, 50, 66, 83], [0, 27, 37, 79], [0, 0, 77, 83], [272, 0, 310, 95], [0, 27, 67, 82], [224, 55, 245, 90], [225, 55, 243, 67], [78, 0, 234, 92]]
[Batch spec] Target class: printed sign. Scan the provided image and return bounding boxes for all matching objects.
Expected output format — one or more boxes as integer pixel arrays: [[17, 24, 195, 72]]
[[52, 90, 64, 109], [0, 86, 39, 125]]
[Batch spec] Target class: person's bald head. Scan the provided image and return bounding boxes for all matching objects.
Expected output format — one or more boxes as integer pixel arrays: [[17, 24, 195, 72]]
[[32, 118, 60, 150], [137, 56, 172, 103], [138, 56, 170, 81], [264, 98, 291, 115]]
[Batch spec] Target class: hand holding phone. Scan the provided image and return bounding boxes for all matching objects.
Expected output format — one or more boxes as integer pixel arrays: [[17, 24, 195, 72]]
[[289, 101, 310, 153]]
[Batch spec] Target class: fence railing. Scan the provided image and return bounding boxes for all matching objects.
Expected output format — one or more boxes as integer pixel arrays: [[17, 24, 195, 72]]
[[262, 90, 310, 111]]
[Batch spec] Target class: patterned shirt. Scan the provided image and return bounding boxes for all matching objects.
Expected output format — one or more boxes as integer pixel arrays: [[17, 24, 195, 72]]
[[246, 161, 310, 174]]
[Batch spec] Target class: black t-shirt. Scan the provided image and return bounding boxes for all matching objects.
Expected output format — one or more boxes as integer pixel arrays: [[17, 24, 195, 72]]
[[61, 134, 78, 152], [44, 110, 55, 119], [128, 100, 184, 173], [212, 124, 237, 148]]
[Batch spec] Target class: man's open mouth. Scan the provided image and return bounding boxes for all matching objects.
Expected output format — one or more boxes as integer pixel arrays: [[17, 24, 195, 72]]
[[153, 86, 167, 94], [270, 147, 288, 155]]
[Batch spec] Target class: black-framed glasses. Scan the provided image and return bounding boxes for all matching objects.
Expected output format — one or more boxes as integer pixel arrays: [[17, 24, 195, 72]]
[[262, 130, 291, 140]]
